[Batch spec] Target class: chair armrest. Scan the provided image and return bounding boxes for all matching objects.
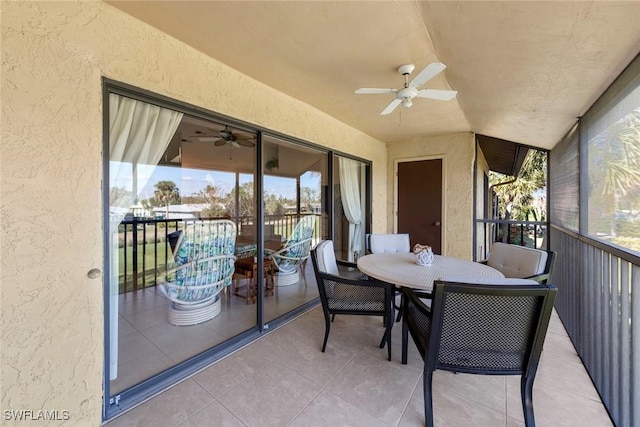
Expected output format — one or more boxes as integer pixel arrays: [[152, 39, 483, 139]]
[[265, 238, 312, 258], [318, 271, 392, 289], [335, 259, 368, 280], [524, 272, 550, 284], [411, 289, 433, 300], [402, 287, 433, 313], [336, 259, 358, 269]]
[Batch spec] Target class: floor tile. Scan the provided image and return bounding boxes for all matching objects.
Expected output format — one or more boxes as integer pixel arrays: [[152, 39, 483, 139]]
[[177, 400, 244, 427], [216, 360, 322, 426], [107, 379, 214, 427], [289, 389, 388, 427], [325, 351, 421, 424]]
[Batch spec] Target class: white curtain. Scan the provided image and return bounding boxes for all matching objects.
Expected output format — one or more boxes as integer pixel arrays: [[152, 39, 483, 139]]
[[108, 93, 183, 380], [339, 157, 363, 262]]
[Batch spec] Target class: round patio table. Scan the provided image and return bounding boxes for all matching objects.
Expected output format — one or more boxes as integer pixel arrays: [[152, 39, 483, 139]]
[[357, 252, 505, 293]]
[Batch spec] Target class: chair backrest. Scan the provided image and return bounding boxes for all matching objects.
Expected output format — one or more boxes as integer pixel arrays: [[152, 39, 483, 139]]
[[369, 233, 410, 254], [426, 280, 557, 376], [536, 250, 557, 284], [285, 215, 316, 247], [169, 220, 237, 301], [311, 240, 339, 276], [272, 216, 316, 271], [486, 242, 548, 278]]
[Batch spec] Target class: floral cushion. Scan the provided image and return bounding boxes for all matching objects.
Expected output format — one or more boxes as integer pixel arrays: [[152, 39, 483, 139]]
[[268, 216, 315, 272], [164, 220, 237, 303]]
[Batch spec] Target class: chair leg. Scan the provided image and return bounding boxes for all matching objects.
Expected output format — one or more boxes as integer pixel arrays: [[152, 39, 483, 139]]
[[331, 313, 336, 322], [386, 309, 392, 361], [378, 314, 392, 360], [401, 317, 408, 365], [322, 314, 331, 352], [424, 369, 435, 427], [521, 374, 536, 427], [395, 293, 403, 322]]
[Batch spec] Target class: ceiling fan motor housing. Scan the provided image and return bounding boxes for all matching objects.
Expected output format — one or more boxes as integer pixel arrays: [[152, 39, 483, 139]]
[[398, 64, 415, 76]]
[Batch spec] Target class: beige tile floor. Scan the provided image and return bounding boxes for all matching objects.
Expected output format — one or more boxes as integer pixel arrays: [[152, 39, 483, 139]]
[[107, 305, 612, 427], [111, 269, 319, 394]]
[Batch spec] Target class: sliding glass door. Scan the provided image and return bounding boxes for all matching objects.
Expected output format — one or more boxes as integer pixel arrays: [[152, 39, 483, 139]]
[[108, 96, 260, 395], [103, 84, 371, 419]]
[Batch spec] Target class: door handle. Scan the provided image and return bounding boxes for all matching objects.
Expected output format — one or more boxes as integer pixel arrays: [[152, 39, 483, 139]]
[[434, 221, 441, 227]]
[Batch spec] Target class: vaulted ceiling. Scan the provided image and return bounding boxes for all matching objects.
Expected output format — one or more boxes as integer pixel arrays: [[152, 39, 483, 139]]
[[107, 1, 640, 151]]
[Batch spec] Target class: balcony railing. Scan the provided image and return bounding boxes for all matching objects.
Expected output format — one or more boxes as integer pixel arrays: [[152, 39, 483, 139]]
[[117, 213, 321, 294], [475, 218, 548, 260], [551, 225, 639, 426]]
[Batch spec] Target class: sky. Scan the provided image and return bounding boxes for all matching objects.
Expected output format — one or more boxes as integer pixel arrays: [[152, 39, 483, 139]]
[[111, 162, 319, 202]]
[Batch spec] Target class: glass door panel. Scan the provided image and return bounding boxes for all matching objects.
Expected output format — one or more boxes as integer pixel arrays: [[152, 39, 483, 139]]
[[262, 136, 328, 323], [107, 98, 258, 394]]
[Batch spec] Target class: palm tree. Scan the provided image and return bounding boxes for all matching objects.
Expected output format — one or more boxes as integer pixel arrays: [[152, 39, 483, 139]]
[[590, 107, 640, 237], [153, 180, 180, 217]]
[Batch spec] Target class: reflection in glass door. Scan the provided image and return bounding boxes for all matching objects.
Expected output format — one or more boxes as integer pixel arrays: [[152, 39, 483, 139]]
[[262, 136, 328, 323], [107, 95, 258, 395]]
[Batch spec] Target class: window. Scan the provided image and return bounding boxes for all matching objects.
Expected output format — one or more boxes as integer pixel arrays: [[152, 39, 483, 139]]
[[582, 59, 640, 255]]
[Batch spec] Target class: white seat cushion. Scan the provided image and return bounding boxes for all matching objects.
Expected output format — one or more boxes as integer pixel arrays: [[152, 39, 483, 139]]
[[315, 240, 339, 275], [486, 242, 548, 278], [369, 233, 410, 253]]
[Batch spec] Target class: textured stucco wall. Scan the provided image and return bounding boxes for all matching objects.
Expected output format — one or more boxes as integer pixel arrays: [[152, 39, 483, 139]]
[[0, 1, 387, 424], [387, 132, 475, 259]]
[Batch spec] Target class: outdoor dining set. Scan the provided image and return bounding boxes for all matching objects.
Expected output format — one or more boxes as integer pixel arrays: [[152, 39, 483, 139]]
[[310, 233, 557, 427]]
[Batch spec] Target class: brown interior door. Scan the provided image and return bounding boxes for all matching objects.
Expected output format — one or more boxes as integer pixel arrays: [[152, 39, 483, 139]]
[[397, 159, 443, 254]]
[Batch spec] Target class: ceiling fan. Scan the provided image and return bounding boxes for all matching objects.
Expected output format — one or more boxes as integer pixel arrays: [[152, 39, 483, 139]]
[[189, 126, 255, 148], [355, 62, 457, 115]]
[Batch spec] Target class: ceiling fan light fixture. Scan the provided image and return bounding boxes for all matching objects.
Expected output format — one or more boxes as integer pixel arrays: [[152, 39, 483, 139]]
[[219, 130, 233, 140], [401, 98, 412, 108]]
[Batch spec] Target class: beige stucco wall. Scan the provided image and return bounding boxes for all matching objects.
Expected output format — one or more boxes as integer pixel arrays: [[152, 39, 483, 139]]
[[0, 1, 387, 424], [387, 132, 475, 259]]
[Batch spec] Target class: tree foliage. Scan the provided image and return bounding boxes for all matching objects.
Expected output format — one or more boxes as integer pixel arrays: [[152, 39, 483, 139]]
[[151, 180, 180, 216], [490, 149, 547, 221]]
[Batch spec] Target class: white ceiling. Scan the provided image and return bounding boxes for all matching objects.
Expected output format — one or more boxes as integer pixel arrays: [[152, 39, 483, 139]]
[[107, 1, 640, 150]]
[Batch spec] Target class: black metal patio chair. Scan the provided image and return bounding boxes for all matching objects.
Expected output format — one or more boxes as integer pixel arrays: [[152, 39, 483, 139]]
[[402, 279, 557, 427], [311, 239, 395, 361]]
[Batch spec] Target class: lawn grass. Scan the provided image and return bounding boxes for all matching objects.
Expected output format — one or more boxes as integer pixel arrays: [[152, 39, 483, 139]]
[[118, 242, 170, 293]]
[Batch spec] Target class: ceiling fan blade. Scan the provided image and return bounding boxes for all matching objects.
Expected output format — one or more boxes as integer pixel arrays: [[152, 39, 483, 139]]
[[214, 140, 227, 147], [381, 98, 402, 115], [416, 89, 458, 101], [409, 62, 446, 88], [236, 139, 255, 148], [198, 136, 220, 142], [355, 88, 397, 94]]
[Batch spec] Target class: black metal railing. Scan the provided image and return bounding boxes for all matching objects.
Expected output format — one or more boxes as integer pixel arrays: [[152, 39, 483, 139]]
[[117, 214, 320, 294], [475, 219, 548, 260]]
